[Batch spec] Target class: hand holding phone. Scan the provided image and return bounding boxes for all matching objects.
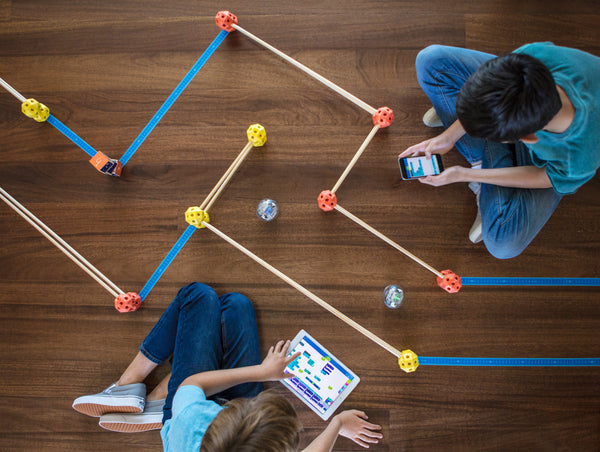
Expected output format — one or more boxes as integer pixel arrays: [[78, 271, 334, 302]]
[[398, 154, 444, 180]]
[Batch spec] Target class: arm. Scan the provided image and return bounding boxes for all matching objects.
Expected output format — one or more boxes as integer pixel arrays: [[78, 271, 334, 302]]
[[180, 340, 299, 397], [420, 165, 553, 189], [401, 118, 553, 189], [302, 410, 383, 452]]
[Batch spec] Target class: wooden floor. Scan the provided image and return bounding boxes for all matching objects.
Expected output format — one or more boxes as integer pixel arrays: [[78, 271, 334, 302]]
[[1, 1, 599, 451]]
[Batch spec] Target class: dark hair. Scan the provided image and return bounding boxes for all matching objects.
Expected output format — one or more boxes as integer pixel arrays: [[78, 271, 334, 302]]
[[456, 53, 561, 142], [200, 390, 301, 452]]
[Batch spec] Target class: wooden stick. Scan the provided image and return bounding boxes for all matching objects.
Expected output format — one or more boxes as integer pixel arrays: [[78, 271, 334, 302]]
[[334, 204, 443, 278], [203, 141, 254, 213], [0, 187, 122, 297], [200, 141, 253, 211], [0, 76, 27, 103], [231, 24, 377, 116], [203, 221, 402, 358], [331, 125, 380, 194]]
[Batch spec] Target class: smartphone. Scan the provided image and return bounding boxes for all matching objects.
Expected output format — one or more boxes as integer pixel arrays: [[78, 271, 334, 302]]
[[398, 154, 444, 180]]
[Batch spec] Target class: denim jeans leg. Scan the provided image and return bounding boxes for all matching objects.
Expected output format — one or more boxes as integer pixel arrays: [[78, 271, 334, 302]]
[[213, 292, 264, 401], [415, 45, 497, 164], [141, 282, 224, 423], [138, 283, 211, 365], [480, 142, 563, 258]]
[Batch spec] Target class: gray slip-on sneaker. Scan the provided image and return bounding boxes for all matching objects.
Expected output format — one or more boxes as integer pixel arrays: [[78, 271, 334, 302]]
[[99, 399, 164, 433], [73, 383, 146, 417], [469, 209, 483, 243], [468, 182, 483, 243], [423, 107, 443, 127]]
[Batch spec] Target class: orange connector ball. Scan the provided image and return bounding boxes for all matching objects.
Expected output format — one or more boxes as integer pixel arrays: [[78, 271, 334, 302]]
[[372, 107, 394, 128], [215, 11, 238, 32], [318, 190, 337, 212], [437, 269, 462, 293], [114, 292, 141, 313]]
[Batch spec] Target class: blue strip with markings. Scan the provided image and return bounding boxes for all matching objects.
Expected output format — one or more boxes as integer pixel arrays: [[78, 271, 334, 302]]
[[47, 114, 97, 157], [120, 29, 229, 166], [419, 356, 600, 367], [139, 224, 197, 301], [461, 277, 600, 286]]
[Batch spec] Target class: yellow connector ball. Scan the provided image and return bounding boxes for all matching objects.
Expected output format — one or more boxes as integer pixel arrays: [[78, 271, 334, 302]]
[[185, 207, 210, 228], [398, 349, 419, 373], [21, 98, 49, 122], [21, 98, 40, 118], [247, 124, 267, 147], [35, 103, 50, 122]]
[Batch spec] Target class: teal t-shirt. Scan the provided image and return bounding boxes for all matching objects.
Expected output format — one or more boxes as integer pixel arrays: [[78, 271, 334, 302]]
[[161, 385, 225, 452], [513, 42, 600, 195]]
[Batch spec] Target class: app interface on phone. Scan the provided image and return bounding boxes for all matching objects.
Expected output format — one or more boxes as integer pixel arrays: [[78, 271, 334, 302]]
[[405, 156, 440, 178]]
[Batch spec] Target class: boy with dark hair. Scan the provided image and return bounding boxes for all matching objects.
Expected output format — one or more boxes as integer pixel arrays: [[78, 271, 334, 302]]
[[400, 43, 599, 259]]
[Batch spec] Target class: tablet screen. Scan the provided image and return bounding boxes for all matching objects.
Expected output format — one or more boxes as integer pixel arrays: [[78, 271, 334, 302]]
[[282, 331, 359, 419]]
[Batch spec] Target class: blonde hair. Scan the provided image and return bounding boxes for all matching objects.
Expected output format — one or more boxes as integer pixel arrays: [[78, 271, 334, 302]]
[[200, 390, 301, 452]]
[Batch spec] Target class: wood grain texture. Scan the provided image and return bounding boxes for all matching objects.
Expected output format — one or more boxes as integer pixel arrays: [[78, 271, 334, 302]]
[[0, 1, 599, 451]]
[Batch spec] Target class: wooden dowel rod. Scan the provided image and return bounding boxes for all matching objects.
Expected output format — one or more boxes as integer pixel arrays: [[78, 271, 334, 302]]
[[200, 141, 253, 211], [203, 221, 402, 358], [203, 141, 254, 213], [331, 125, 380, 194], [0, 187, 122, 297], [0, 76, 27, 103], [231, 24, 377, 116], [334, 204, 443, 278]]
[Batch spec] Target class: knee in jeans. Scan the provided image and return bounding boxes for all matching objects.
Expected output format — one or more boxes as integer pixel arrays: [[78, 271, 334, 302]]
[[178, 282, 218, 307], [223, 293, 256, 315], [482, 233, 525, 260], [416, 44, 455, 83]]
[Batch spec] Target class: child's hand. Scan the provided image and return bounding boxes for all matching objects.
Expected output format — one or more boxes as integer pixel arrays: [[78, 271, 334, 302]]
[[399, 131, 457, 160], [260, 340, 301, 381], [418, 165, 465, 187], [333, 410, 383, 448]]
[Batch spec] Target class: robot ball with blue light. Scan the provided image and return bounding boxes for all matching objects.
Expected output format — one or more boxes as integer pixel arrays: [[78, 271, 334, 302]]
[[256, 199, 279, 222], [383, 284, 404, 309]]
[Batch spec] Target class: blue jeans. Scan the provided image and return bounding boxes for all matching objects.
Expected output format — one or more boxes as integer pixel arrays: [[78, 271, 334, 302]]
[[139, 282, 263, 422], [415, 45, 562, 259]]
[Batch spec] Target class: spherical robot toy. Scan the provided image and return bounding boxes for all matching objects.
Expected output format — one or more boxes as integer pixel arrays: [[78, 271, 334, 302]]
[[256, 199, 278, 221], [383, 284, 404, 308]]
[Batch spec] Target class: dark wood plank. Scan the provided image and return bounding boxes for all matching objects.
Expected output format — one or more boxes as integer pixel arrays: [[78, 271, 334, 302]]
[[1, 1, 599, 451]]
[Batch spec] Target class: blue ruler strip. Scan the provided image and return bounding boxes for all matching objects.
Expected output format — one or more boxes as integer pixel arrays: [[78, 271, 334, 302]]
[[139, 224, 197, 301], [120, 29, 229, 166], [419, 356, 600, 367], [47, 114, 97, 158], [462, 277, 600, 286]]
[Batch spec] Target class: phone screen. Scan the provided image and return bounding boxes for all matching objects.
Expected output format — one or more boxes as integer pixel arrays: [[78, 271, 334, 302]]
[[400, 155, 442, 179]]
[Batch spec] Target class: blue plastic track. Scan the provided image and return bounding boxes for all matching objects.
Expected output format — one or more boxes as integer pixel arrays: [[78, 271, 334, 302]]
[[419, 356, 600, 367], [461, 277, 600, 287], [47, 114, 97, 158], [139, 224, 197, 301], [120, 29, 229, 166]]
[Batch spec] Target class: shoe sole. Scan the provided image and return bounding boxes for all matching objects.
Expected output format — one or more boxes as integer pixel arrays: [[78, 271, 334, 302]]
[[73, 403, 143, 417], [99, 420, 162, 433]]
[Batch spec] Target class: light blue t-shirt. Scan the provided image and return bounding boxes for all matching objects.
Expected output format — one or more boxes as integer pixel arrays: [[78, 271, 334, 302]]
[[161, 385, 224, 452], [513, 42, 600, 195]]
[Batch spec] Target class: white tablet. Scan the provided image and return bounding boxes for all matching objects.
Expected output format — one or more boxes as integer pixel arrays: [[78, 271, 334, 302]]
[[281, 330, 360, 420]]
